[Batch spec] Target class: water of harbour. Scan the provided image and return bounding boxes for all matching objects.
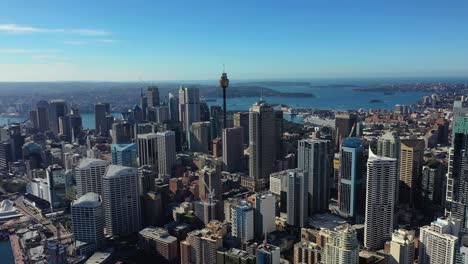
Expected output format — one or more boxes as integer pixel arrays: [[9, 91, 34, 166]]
[[0, 85, 428, 127], [0, 240, 15, 264]]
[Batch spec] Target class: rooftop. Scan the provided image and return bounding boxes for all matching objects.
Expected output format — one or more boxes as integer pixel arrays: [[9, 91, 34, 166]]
[[139, 227, 177, 243], [73, 192, 101, 207], [77, 158, 109, 169]]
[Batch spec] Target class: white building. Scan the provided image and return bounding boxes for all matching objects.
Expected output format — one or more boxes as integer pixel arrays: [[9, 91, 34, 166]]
[[255, 192, 276, 238], [71, 192, 105, 256], [137, 133, 158, 170], [364, 149, 397, 250], [102, 165, 141, 237], [231, 200, 254, 242], [419, 217, 460, 264], [75, 158, 109, 198], [323, 224, 359, 264], [156, 131, 176, 177], [389, 229, 415, 264]]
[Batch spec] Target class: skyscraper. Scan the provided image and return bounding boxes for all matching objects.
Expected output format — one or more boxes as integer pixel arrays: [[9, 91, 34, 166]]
[[48, 99, 67, 135], [323, 224, 359, 264], [137, 133, 158, 171], [419, 217, 460, 264], [46, 164, 67, 211], [156, 131, 176, 177], [102, 165, 141, 237], [338, 137, 365, 220], [377, 131, 401, 159], [364, 149, 397, 250], [58, 115, 71, 141], [112, 121, 132, 144], [210, 105, 222, 139], [179, 86, 201, 146], [222, 127, 243, 173], [249, 101, 276, 182], [71, 192, 105, 256], [234, 112, 249, 144], [147, 86, 160, 107], [190, 121, 210, 153], [140, 89, 148, 121], [287, 169, 308, 227], [399, 138, 424, 206], [111, 143, 137, 167], [335, 113, 357, 141], [69, 112, 83, 143], [298, 138, 331, 216], [94, 103, 110, 136], [36, 100, 50, 132], [446, 108, 468, 225], [389, 229, 415, 264], [155, 106, 170, 123], [377, 131, 401, 202], [231, 200, 254, 242], [75, 158, 110, 198], [254, 192, 276, 239], [168, 92, 179, 122]]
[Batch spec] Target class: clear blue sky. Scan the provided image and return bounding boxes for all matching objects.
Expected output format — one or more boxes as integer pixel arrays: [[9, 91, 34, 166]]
[[1, 0, 468, 81]]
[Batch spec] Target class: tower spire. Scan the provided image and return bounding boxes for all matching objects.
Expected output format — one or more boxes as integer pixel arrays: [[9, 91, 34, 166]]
[[219, 66, 229, 129]]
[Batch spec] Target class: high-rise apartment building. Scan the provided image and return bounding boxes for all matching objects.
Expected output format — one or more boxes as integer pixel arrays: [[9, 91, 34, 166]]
[[139, 227, 178, 264], [419, 217, 460, 264], [294, 240, 321, 264], [180, 228, 223, 264], [298, 139, 331, 216], [399, 138, 425, 206], [156, 131, 176, 177], [75, 158, 110, 198], [71, 192, 105, 256], [102, 165, 141, 237], [222, 127, 244, 173], [389, 229, 415, 264], [254, 192, 276, 239], [323, 224, 359, 264], [231, 200, 254, 242], [364, 150, 397, 250]]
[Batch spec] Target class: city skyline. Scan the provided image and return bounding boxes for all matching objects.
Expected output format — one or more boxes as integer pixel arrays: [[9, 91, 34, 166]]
[[1, 0, 468, 81]]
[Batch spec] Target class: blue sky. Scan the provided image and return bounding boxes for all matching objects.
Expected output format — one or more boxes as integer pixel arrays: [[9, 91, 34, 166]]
[[1, 0, 468, 81]]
